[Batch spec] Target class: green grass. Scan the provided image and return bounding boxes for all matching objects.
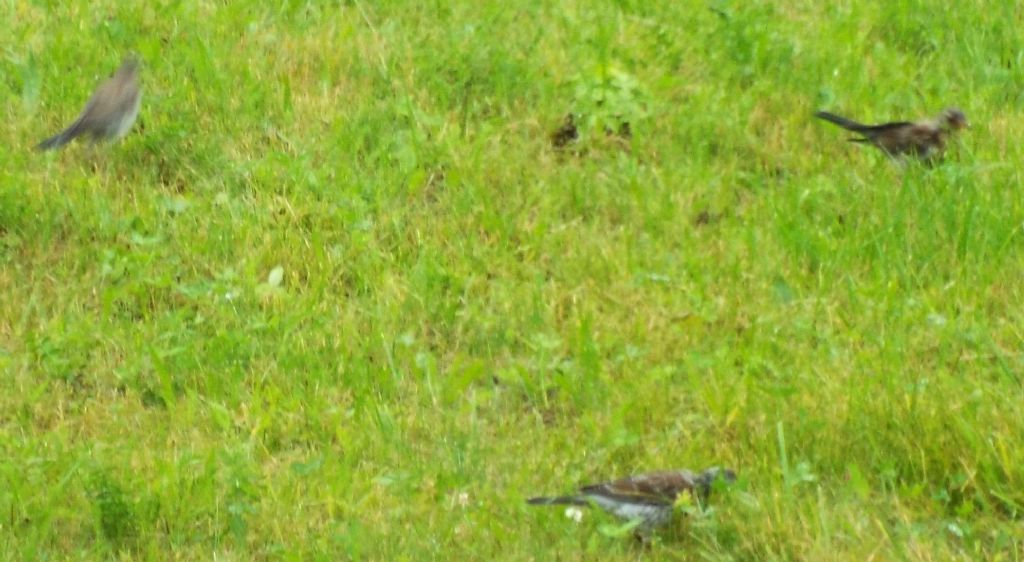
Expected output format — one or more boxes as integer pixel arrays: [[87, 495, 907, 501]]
[[2, 0, 1023, 559]]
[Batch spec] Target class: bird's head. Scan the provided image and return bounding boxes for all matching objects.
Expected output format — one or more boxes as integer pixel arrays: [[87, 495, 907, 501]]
[[939, 107, 968, 130], [117, 56, 141, 78], [694, 466, 737, 498]]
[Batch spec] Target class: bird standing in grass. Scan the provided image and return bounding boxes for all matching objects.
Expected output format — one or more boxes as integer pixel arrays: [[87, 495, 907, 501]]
[[37, 57, 142, 151], [549, 113, 579, 149], [527, 467, 736, 533], [814, 107, 968, 163]]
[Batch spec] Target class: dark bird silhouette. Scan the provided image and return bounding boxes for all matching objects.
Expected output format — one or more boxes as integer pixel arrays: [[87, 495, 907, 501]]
[[549, 113, 578, 149], [814, 107, 968, 163], [527, 467, 735, 532], [37, 57, 142, 151]]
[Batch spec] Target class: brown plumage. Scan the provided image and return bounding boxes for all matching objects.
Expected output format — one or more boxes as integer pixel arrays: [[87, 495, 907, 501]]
[[549, 113, 578, 149], [527, 467, 736, 531], [37, 57, 142, 151], [814, 107, 968, 163]]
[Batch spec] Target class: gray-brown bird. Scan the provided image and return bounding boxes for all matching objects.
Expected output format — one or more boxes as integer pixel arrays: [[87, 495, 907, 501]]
[[527, 467, 736, 532], [814, 107, 968, 163], [37, 57, 142, 151]]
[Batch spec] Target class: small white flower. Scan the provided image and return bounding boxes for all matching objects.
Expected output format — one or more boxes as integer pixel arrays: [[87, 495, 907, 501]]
[[448, 490, 470, 509], [564, 507, 584, 523]]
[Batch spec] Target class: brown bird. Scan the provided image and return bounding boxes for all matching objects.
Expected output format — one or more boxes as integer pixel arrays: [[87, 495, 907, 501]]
[[814, 107, 968, 163], [527, 467, 736, 532], [37, 57, 142, 151], [549, 113, 578, 149]]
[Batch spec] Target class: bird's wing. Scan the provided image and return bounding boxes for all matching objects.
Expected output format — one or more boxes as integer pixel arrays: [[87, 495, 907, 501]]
[[581, 471, 695, 506], [851, 121, 916, 138], [905, 124, 946, 159], [81, 80, 123, 124], [870, 122, 943, 157], [906, 123, 944, 145]]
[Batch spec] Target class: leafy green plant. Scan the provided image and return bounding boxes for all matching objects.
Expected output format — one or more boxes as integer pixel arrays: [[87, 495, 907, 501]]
[[570, 63, 648, 140]]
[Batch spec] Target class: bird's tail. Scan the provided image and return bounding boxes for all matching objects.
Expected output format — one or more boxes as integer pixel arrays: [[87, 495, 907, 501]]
[[36, 119, 85, 151], [36, 131, 70, 151], [526, 495, 588, 507], [814, 111, 870, 133]]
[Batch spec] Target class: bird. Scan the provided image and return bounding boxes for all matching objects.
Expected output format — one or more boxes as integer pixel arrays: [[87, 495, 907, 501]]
[[550, 113, 579, 149], [37, 56, 142, 151], [814, 107, 968, 163], [527, 467, 736, 532]]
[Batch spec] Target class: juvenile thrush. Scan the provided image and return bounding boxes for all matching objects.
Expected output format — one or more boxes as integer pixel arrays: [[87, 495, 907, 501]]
[[814, 107, 967, 163], [37, 57, 142, 151], [527, 467, 736, 532]]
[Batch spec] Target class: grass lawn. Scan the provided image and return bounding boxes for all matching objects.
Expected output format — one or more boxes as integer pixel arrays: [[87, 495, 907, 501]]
[[2, 0, 1022, 559]]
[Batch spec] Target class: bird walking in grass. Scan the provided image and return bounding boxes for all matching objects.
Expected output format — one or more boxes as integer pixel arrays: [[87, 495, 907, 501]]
[[814, 107, 968, 163], [37, 56, 142, 151], [527, 467, 736, 533]]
